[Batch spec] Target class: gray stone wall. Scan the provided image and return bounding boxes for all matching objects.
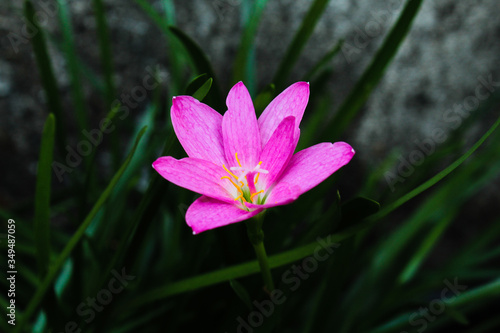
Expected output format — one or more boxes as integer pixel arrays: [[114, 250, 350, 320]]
[[1, 0, 499, 203]]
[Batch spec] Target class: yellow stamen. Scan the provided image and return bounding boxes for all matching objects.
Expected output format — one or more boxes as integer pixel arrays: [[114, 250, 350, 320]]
[[223, 164, 239, 179], [250, 190, 264, 201], [235, 152, 242, 167], [221, 176, 243, 194], [254, 173, 260, 184], [237, 195, 248, 208]]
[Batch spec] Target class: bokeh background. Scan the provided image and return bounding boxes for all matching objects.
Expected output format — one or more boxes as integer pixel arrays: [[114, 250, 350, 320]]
[[1, 0, 500, 332]]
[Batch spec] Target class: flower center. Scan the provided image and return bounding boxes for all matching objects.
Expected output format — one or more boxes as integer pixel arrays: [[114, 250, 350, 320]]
[[221, 153, 268, 208]]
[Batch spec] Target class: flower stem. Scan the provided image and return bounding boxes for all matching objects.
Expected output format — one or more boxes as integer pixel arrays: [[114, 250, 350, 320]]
[[245, 213, 275, 291]]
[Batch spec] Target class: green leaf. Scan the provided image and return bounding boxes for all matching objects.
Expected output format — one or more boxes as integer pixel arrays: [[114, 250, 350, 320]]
[[168, 26, 224, 110], [135, 0, 169, 31], [89, 79, 202, 298], [185, 75, 213, 101], [91, 103, 158, 249], [129, 112, 500, 306], [451, 278, 500, 308], [34, 114, 55, 277], [272, 0, 331, 88], [351, 111, 500, 237], [449, 217, 500, 269], [135, 0, 184, 95], [92, 0, 116, 106], [24, 0, 66, 151], [369, 279, 500, 333], [161, 0, 184, 95], [444, 307, 469, 325], [57, 0, 89, 132], [229, 280, 253, 311], [192, 78, 213, 101], [359, 149, 401, 196], [92, 0, 120, 170], [31, 137, 63, 333], [304, 39, 343, 81], [15, 127, 147, 333], [321, 0, 424, 139], [232, 0, 270, 91], [398, 210, 454, 284], [185, 74, 209, 95]]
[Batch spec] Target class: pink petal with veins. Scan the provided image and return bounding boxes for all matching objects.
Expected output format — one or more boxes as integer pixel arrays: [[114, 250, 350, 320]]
[[223, 82, 262, 169], [152, 156, 232, 203], [186, 196, 263, 234], [171, 96, 226, 166], [258, 82, 309, 147]]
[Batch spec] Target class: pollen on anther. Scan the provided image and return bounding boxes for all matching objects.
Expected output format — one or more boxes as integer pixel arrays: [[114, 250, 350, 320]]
[[250, 190, 264, 201], [223, 164, 239, 179], [221, 176, 243, 194], [235, 152, 242, 167], [254, 173, 260, 184]]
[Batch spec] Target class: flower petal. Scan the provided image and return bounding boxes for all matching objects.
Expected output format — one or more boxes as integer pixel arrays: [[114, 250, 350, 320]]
[[246, 182, 300, 209], [186, 196, 263, 234], [222, 82, 261, 168], [152, 156, 232, 202], [259, 116, 298, 187], [171, 96, 226, 165], [266, 142, 355, 203], [258, 82, 310, 147]]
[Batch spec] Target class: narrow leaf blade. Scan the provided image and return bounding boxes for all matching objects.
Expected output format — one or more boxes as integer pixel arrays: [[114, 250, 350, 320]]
[[272, 0, 331, 88], [34, 113, 55, 276], [321, 0, 424, 139], [15, 127, 148, 332]]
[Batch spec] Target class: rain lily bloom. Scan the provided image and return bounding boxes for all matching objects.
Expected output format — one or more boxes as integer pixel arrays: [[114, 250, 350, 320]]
[[153, 82, 355, 234]]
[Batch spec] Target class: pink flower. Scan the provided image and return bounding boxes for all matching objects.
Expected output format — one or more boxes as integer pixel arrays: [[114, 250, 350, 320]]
[[153, 82, 355, 234]]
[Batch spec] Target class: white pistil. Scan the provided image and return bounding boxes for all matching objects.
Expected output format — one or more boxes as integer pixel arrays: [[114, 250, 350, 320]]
[[230, 163, 269, 183]]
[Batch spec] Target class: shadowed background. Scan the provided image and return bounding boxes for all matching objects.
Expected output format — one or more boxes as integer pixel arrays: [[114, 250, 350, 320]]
[[1, 0, 499, 332]]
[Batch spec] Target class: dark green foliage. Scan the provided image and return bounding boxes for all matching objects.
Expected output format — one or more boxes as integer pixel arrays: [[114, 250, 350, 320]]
[[6, 1, 500, 332]]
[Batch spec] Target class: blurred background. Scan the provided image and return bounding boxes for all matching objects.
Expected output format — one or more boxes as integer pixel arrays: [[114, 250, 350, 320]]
[[1, 0, 499, 332]]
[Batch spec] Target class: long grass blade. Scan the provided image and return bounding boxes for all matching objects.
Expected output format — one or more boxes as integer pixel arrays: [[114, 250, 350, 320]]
[[232, 0, 270, 92], [88, 81, 212, 314], [135, 0, 184, 95], [15, 127, 147, 333], [92, 0, 116, 106], [304, 39, 343, 81], [321, 0, 424, 139], [369, 278, 500, 333], [356, 112, 500, 234], [34, 114, 55, 276], [168, 26, 224, 110], [129, 112, 500, 305], [272, 0, 330, 88], [398, 211, 454, 284], [57, 0, 89, 132], [92, 0, 120, 170], [24, 0, 66, 151]]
